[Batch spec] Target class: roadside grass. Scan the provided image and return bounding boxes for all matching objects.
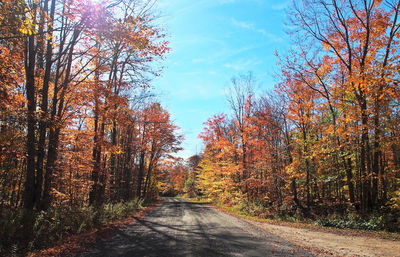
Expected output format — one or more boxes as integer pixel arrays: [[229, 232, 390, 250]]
[[184, 197, 213, 204], [192, 198, 400, 241], [0, 199, 159, 257], [28, 200, 160, 257]]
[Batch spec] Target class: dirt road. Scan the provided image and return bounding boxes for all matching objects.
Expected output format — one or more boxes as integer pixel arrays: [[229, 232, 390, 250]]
[[79, 197, 312, 256], [247, 215, 400, 257]]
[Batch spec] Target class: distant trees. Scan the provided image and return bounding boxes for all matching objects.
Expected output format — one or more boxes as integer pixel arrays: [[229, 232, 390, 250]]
[[197, 0, 400, 221], [162, 155, 201, 197]]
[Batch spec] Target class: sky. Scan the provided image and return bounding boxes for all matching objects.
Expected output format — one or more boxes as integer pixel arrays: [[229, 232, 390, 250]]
[[152, 0, 291, 159]]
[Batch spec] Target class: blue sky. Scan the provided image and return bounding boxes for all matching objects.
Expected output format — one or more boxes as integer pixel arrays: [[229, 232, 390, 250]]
[[153, 0, 290, 159]]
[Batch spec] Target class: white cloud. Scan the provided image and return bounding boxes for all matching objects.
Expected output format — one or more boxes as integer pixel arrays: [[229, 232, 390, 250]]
[[217, 0, 237, 4], [190, 44, 256, 65], [231, 18, 254, 30], [271, 1, 290, 10], [231, 18, 283, 42], [174, 82, 225, 100], [224, 58, 263, 71], [192, 58, 205, 63]]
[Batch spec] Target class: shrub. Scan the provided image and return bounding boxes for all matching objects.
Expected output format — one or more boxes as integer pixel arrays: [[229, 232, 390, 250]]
[[239, 199, 267, 217], [0, 210, 24, 254], [77, 206, 100, 234], [0, 199, 146, 256], [315, 214, 385, 231]]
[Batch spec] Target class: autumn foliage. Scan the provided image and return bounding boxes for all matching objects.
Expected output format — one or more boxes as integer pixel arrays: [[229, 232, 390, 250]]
[[0, 0, 181, 254], [197, 0, 400, 230]]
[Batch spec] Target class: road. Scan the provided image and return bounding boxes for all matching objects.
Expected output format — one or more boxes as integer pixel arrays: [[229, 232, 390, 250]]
[[79, 197, 313, 257]]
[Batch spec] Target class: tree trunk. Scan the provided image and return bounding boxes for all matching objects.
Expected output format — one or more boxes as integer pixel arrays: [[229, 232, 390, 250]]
[[345, 157, 356, 205], [41, 26, 80, 210], [89, 86, 102, 206], [371, 99, 381, 209], [137, 150, 146, 199], [23, 33, 37, 210], [360, 98, 372, 212], [35, 0, 56, 210]]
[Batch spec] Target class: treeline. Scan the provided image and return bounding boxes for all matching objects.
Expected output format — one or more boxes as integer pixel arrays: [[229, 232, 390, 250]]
[[197, 0, 400, 230], [162, 155, 201, 197], [0, 0, 181, 253]]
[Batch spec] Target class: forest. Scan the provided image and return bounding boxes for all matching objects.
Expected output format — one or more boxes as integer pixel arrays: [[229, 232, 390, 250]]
[[0, 0, 182, 254], [168, 0, 400, 232], [1, 0, 400, 255]]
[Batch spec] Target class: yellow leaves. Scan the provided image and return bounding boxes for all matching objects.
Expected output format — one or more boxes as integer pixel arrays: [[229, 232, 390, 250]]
[[390, 179, 400, 211], [18, 5, 37, 36], [109, 145, 124, 155], [52, 188, 68, 200], [322, 42, 330, 51], [19, 27, 31, 35]]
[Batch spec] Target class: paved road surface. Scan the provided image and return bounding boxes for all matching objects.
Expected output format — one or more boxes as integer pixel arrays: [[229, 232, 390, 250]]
[[80, 197, 313, 257]]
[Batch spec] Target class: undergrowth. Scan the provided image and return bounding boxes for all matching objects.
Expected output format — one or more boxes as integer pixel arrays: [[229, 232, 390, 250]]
[[314, 212, 399, 232], [197, 196, 400, 233], [0, 199, 145, 256], [315, 216, 382, 230], [185, 196, 213, 204]]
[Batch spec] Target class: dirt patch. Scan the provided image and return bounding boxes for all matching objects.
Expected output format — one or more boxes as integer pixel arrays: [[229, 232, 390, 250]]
[[212, 204, 400, 257], [249, 221, 400, 257]]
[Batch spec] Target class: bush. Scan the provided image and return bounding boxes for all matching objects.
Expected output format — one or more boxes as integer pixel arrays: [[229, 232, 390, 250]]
[[239, 199, 267, 217], [102, 199, 142, 221], [0, 199, 145, 256], [184, 178, 196, 197], [77, 206, 100, 234], [0, 210, 24, 254], [315, 214, 385, 231]]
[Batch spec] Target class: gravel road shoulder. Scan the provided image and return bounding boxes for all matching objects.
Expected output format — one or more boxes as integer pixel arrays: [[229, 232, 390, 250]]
[[227, 210, 400, 257]]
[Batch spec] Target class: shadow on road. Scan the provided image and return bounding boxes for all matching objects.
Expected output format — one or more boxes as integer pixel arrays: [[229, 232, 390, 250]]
[[79, 198, 313, 257]]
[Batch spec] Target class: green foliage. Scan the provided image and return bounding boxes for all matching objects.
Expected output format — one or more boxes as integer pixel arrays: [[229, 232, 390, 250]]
[[315, 214, 387, 231], [184, 178, 196, 197], [77, 206, 100, 234], [102, 199, 144, 221]]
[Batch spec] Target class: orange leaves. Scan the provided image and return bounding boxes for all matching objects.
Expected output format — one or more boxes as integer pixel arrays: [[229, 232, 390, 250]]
[[322, 42, 330, 51], [195, 0, 400, 218], [140, 103, 183, 154], [199, 113, 227, 143]]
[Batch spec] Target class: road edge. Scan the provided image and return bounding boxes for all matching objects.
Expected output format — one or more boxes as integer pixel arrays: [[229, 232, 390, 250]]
[[27, 200, 162, 257]]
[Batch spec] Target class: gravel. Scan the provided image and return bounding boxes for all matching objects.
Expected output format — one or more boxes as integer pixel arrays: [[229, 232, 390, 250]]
[[78, 197, 313, 257]]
